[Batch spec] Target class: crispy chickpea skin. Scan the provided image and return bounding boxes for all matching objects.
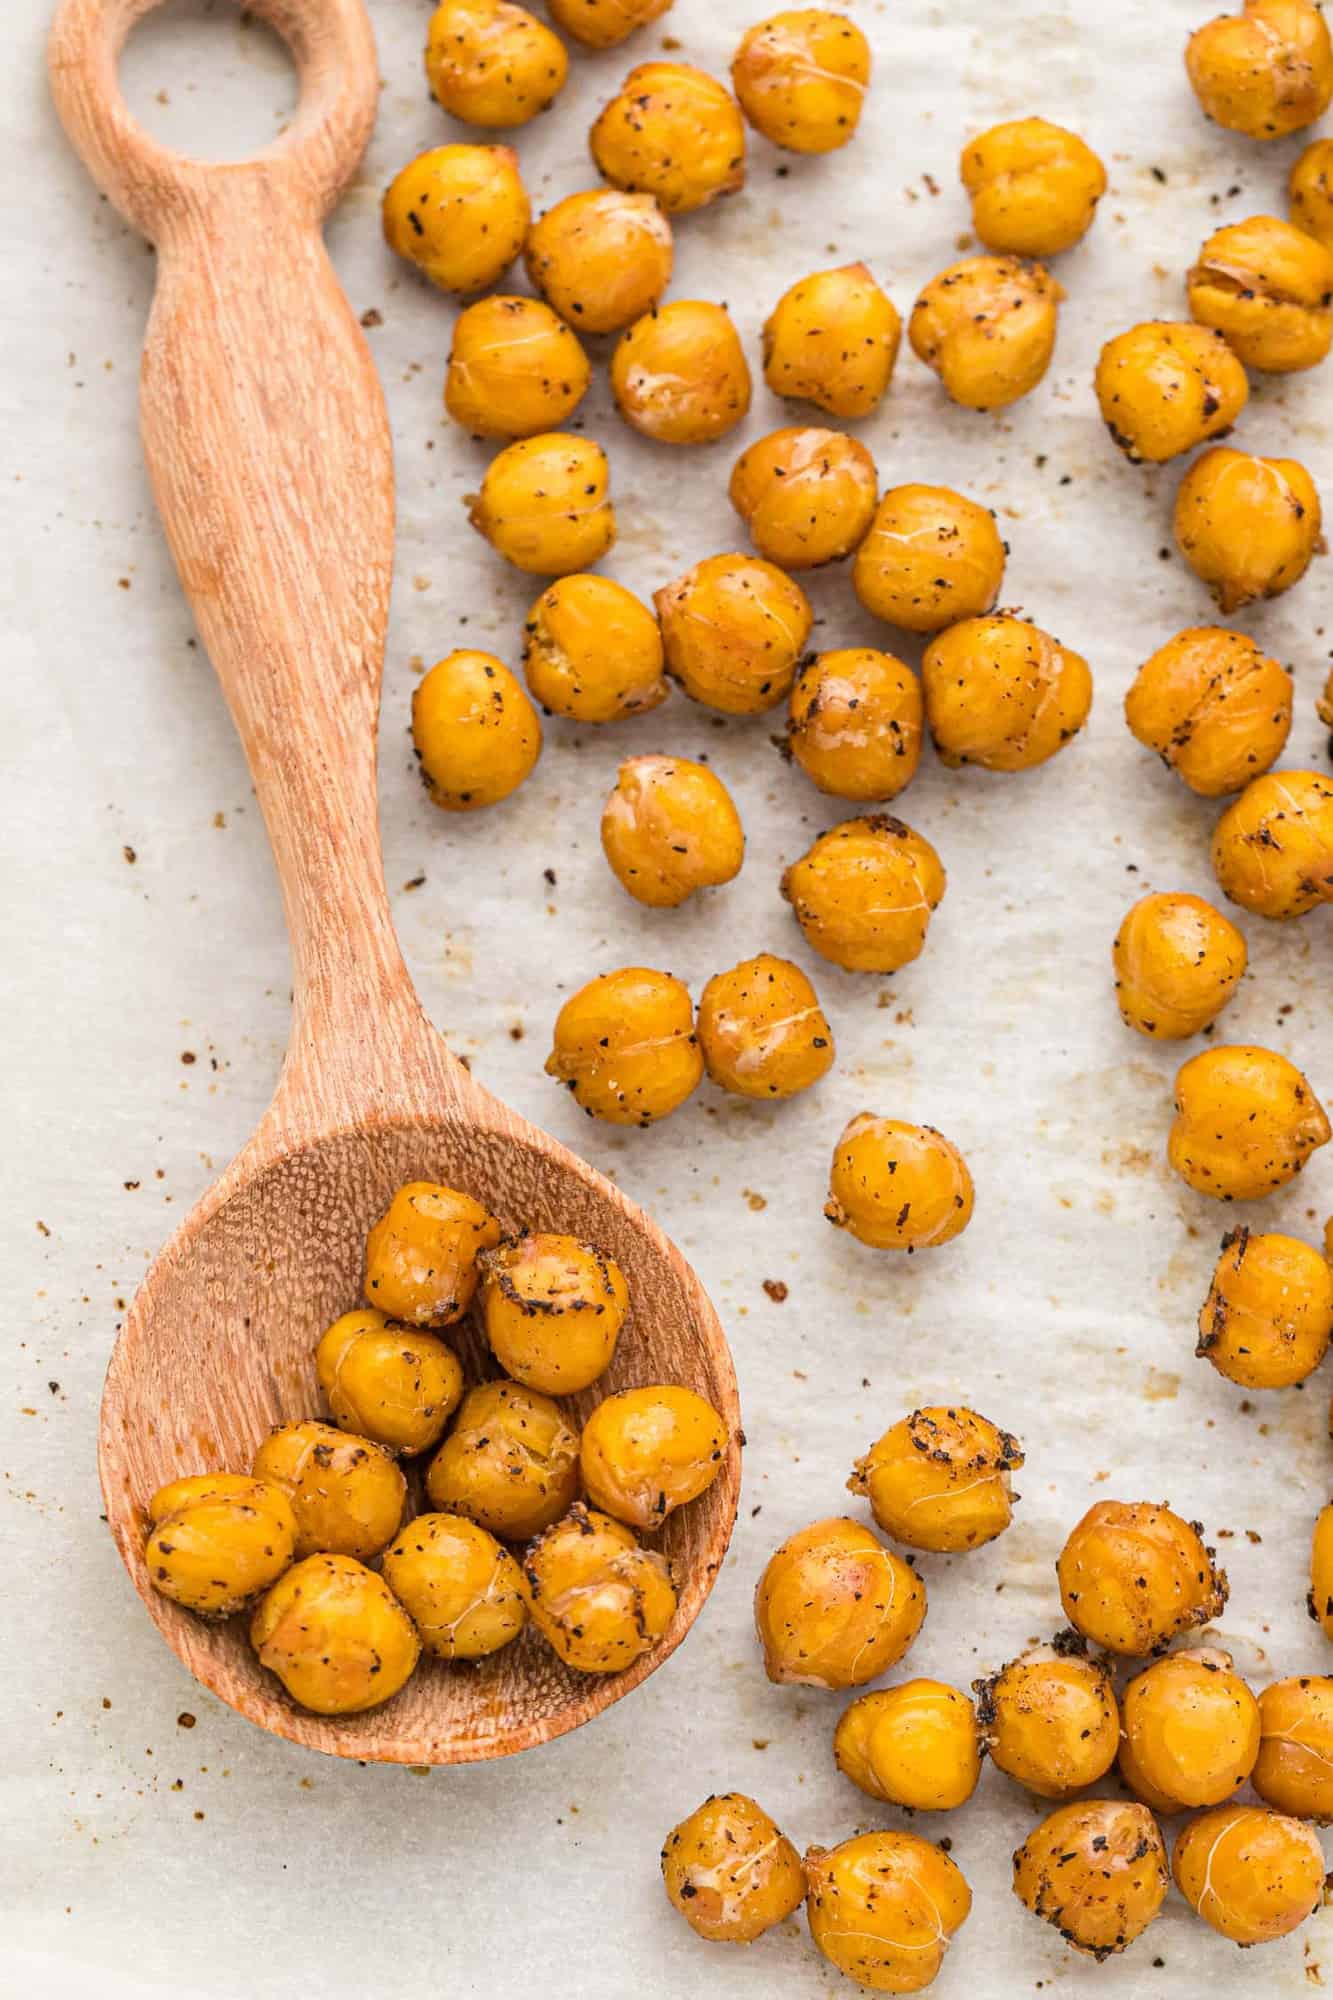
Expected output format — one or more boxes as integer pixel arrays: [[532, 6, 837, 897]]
[[909, 254, 1062, 411], [762, 263, 901, 417], [1254, 1674, 1333, 1817], [1095, 320, 1249, 463], [525, 189, 673, 333], [834, 1681, 982, 1811], [697, 952, 834, 1100], [315, 1308, 464, 1455], [852, 484, 1005, 635], [580, 1384, 729, 1529], [1013, 1801, 1168, 1960], [656, 555, 812, 715], [252, 1421, 407, 1562], [546, 967, 702, 1124], [363, 1181, 502, 1326], [661, 1793, 805, 1943], [1173, 1804, 1325, 1944], [412, 650, 542, 812], [1212, 768, 1333, 917], [1291, 137, 1333, 247], [1188, 214, 1333, 371], [382, 144, 529, 295], [1119, 1648, 1260, 1812], [975, 1641, 1121, 1798], [805, 1832, 971, 1995], [250, 1553, 419, 1715], [444, 296, 589, 440], [849, 1407, 1021, 1551], [525, 1502, 676, 1673], [731, 10, 870, 154], [1169, 1043, 1331, 1200], [756, 1517, 926, 1689], [1311, 1502, 1333, 1638], [1174, 446, 1323, 611], [144, 1474, 297, 1618], [785, 650, 923, 804], [782, 817, 946, 973], [922, 615, 1092, 772], [523, 574, 666, 724], [601, 755, 744, 908], [424, 0, 567, 129], [381, 1511, 528, 1660], [590, 63, 746, 214], [1198, 1226, 1333, 1387], [467, 433, 616, 577], [426, 1379, 580, 1539], [1186, 0, 1333, 139], [1124, 627, 1292, 797], [961, 117, 1106, 257], [1113, 892, 1247, 1040], [548, 0, 670, 50], [480, 1233, 628, 1394], [611, 301, 752, 446], [1057, 1500, 1228, 1655], [730, 427, 878, 571]]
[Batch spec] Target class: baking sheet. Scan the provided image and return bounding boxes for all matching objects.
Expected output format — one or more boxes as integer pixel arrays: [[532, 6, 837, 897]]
[[6, 0, 1333, 1991]]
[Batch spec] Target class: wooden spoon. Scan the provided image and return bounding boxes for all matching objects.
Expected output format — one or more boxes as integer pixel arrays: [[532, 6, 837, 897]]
[[49, 0, 740, 1764]]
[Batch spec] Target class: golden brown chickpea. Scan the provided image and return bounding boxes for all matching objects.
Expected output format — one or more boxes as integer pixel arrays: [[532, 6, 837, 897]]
[[412, 650, 542, 812], [756, 1516, 926, 1689], [852, 483, 1005, 634], [381, 1511, 528, 1659], [1312, 1501, 1333, 1638], [590, 63, 746, 215], [424, 0, 567, 129], [827, 1117, 975, 1253], [1188, 214, 1333, 371], [697, 952, 834, 1100], [467, 433, 615, 577], [1254, 1674, 1333, 1818], [444, 296, 589, 441], [975, 1640, 1121, 1798], [548, 0, 670, 49], [1212, 768, 1333, 917], [546, 966, 702, 1125], [1291, 137, 1333, 247], [382, 144, 529, 295], [850, 1407, 1022, 1552], [315, 1308, 463, 1455], [762, 263, 901, 417], [1173, 1803, 1325, 1944], [922, 614, 1092, 772], [656, 554, 812, 715], [960, 117, 1106, 257], [1187, 0, 1333, 139], [611, 301, 752, 446], [525, 189, 673, 333], [785, 649, 923, 803], [1175, 446, 1322, 611], [1095, 320, 1250, 464], [250, 1553, 420, 1714], [834, 1681, 982, 1811], [363, 1181, 502, 1326], [730, 427, 877, 571], [805, 1831, 971, 1993], [1198, 1226, 1333, 1387], [252, 1421, 406, 1562], [525, 1502, 676, 1672], [580, 1384, 729, 1530], [144, 1473, 297, 1618], [600, 755, 743, 908], [1057, 1500, 1228, 1656], [782, 817, 946, 973], [909, 254, 1062, 411], [1169, 1043, 1331, 1200], [1013, 1801, 1167, 1960], [1119, 1648, 1260, 1813], [661, 1793, 804, 1943], [731, 10, 870, 154], [427, 1380, 580, 1539], [1113, 892, 1247, 1040], [480, 1233, 628, 1394], [1125, 627, 1292, 797], [523, 574, 667, 724]]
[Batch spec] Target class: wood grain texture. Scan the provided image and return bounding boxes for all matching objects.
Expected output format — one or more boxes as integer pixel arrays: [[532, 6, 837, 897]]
[[49, 0, 740, 1764]]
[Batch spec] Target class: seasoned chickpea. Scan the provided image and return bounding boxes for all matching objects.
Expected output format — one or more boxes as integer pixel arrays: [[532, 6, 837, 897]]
[[381, 1512, 527, 1659], [756, 1517, 926, 1689], [1095, 320, 1249, 463], [252, 1421, 406, 1562], [730, 427, 877, 570], [1169, 1043, 1330, 1200], [1113, 892, 1247, 1040], [661, 1793, 804, 1943], [144, 1473, 297, 1618], [834, 1680, 981, 1811], [412, 651, 542, 812], [1120, 1648, 1260, 1813], [444, 296, 588, 441], [600, 755, 743, 908], [523, 574, 666, 723], [976, 1641, 1121, 1798], [922, 615, 1092, 772], [580, 1384, 729, 1530], [850, 1407, 1021, 1551], [382, 144, 529, 295], [782, 817, 946, 974], [426, 1379, 579, 1539], [852, 483, 1005, 634], [467, 433, 615, 577], [697, 952, 834, 1100], [961, 117, 1106, 257], [1174, 1804, 1325, 1944], [1057, 1500, 1228, 1655], [1254, 1674, 1333, 1817], [525, 1502, 676, 1672], [656, 555, 812, 715], [546, 967, 702, 1124], [762, 263, 900, 417], [250, 1553, 419, 1715], [1198, 1227, 1333, 1387], [785, 650, 923, 803], [1174, 447, 1322, 611], [315, 1309, 463, 1455], [480, 1233, 628, 1394], [731, 10, 870, 154], [1125, 627, 1292, 797], [1188, 214, 1333, 371], [590, 63, 746, 214], [1311, 1501, 1333, 1638], [1187, 0, 1333, 139], [525, 189, 673, 333], [424, 0, 567, 129], [548, 0, 670, 50], [363, 1181, 501, 1326], [805, 1832, 971, 1994], [1291, 137, 1333, 247], [909, 254, 1062, 410], [1013, 1801, 1167, 1960], [1212, 768, 1333, 917], [611, 301, 751, 446]]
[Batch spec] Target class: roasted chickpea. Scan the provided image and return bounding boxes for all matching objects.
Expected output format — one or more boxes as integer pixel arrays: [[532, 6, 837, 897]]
[[1057, 1500, 1228, 1656], [363, 1181, 501, 1326], [852, 483, 1005, 634], [1212, 768, 1333, 917], [523, 574, 667, 723], [250, 1553, 420, 1714], [960, 117, 1106, 257], [922, 614, 1092, 773], [1125, 626, 1292, 797], [412, 650, 542, 812], [661, 1792, 804, 1942], [731, 10, 870, 154], [600, 755, 743, 908], [782, 817, 946, 974], [467, 433, 615, 577], [1198, 1227, 1333, 1387], [315, 1309, 463, 1455], [548, 0, 670, 49], [1169, 1043, 1331, 1200], [426, 1379, 579, 1539], [976, 1641, 1121, 1798], [697, 952, 834, 1100], [1173, 1803, 1325, 1944], [827, 1117, 975, 1253], [1188, 214, 1333, 371], [730, 427, 877, 570], [1120, 1648, 1260, 1813], [444, 296, 588, 441], [590, 63, 746, 214], [424, 0, 567, 129], [656, 554, 812, 715], [1291, 137, 1333, 247], [1175, 446, 1322, 611], [805, 1831, 971, 1994], [480, 1233, 628, 1394], [1113, 892, 1247, 1040], [762, 263, 901, 417], [252, 1421, 406, 1562], [580, 1384, 729, 1530], [525, 1502, 676, 1672], [381, 1512, 527, 1659], [1095, 320, 1250, 463], [1013, 1801, 1168, 1960], [525, 189, 673, 333], [611, 301, 752, 446], [1311, 1501, 1333, 1638], [1254, 1674, 1333, 1818], [1187, 0, 1333, 139], [785, 650, 923, 803], [144, 1473, 297, 1618], [909, 254, 1062, 411], [850, 1407, 1021, 1551], [382, 144, 529, 295], [756, 1517, 926, 1689], [547, 967, 702, 1124], [834, 1680, 982, 1811]]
